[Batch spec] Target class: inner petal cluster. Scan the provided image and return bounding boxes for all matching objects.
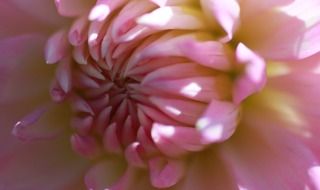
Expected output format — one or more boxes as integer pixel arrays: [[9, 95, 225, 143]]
[[44, 0, 266, 188]]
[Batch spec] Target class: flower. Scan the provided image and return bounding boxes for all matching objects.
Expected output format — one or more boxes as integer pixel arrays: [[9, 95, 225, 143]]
[[2, 0, 320, 189]]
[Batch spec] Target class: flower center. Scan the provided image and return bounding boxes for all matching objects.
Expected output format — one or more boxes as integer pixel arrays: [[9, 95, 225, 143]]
[[41, 1, 267, 188]]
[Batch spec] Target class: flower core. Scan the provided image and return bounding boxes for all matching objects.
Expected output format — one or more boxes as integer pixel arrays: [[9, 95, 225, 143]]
[[43, 0, 267, 188]]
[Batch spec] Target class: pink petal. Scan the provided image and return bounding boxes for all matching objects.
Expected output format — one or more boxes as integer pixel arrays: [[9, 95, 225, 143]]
[[151, 123, 205, 152], [55, 57, 72, 93], [297, 22, 320, 59], [233, 43, 266, 104], [266, 59, 320, 149], [103, 123, 123, 154], [89, 0, 128, 21], [125, 142, 146, 168], [149, 0, 194, 7], [220, 110, 320, 189], [143, 76, 232, 102], [200, 0, 240, 41], [151, 123, 192, 157], [12, 104, 68, 141], [196, 99, 240, 144], [148, 157, 186, 188], [71, 134, 102, 159], [178, 39, 231, 71], [137, 6, 206, 30], [109, 0, 154, 43], [150, 96, 206, 125], [239, 0, 320, 60], [126, 32, 230, 72], [277, 0, 320, 59], [141, 63, 215, 83], [70, 114, 93, 135], [137, 104, 181, 126], [45, 30, 70, 64], [68, 15, 89, 46]]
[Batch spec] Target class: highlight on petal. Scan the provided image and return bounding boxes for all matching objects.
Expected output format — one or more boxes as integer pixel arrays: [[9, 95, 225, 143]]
[[308, 166, 320, 190], [151, 123, 205, 153], [150, 96, 206, 125], [89, 4, 110, 22], [137, 6, 206, 30], [149, 0, 194, 7], [233, 43, 266, 104], [89, 0, 128, 21], [196, 99, 240, 144]]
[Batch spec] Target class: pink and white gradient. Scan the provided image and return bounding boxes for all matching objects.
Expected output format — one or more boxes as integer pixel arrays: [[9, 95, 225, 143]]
[[1, 0, 320, 189]]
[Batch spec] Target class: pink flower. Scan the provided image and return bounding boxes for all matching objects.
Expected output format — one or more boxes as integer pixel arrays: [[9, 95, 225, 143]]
[[2, 0, 320, 189]]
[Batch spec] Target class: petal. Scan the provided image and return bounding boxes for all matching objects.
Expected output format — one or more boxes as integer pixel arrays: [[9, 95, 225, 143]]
[[233, 43, 267, 104], [143, 76, 232, 102], [196, 99, 240, 144], [148, 157, 186, 188], [141, 63, 215, 83], [109, 0, 154, 43], [68, 15, 89, 46], [220, 109, 320, 189], [89, 0, 128, 21], [137, 6, 206, 30], [45, 30, 70, 64], [55, 57, 72, 93], [71, 134, 102, 159], [151, 123, 205, 153], [150, 96, 206, 125], [277, 0, 320, 58], [239, 0, 320, 60], [265, 62, 320, 148], [149, 0, 194, 7], [12, 103, 68, 141], [126, 32, 230, 73], [200, 0, 240, 41], [177, 39, 231, 71]]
